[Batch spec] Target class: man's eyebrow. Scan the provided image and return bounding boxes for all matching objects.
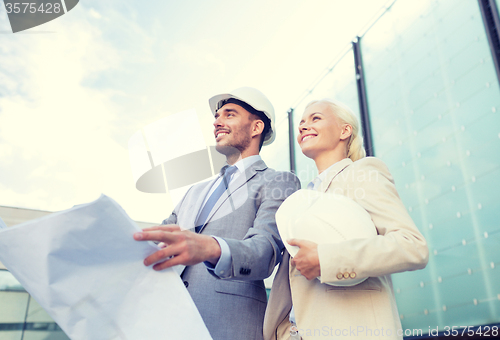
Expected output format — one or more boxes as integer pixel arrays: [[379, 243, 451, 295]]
[[219, 108, 239, 114]]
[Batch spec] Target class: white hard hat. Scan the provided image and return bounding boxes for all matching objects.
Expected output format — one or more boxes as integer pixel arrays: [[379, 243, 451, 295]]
[[276, 189, 377, 286], [209, 87, 276, 146]]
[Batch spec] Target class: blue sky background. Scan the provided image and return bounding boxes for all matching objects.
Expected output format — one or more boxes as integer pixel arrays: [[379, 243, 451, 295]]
[[0, 0, 388, 222]]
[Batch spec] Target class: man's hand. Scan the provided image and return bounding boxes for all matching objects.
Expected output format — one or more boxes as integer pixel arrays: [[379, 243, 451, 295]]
[[288, 239, 320, 280], [133, 225, 222, 271]]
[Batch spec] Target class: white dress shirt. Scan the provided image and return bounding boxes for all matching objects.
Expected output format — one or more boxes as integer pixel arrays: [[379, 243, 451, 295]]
[[203, 155, 262, 278]]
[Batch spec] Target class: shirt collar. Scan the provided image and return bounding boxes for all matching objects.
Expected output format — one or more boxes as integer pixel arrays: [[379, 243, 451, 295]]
[[223, 155, 262, 175], [313, 158, 349, 185], [317, 161, 339, 182]]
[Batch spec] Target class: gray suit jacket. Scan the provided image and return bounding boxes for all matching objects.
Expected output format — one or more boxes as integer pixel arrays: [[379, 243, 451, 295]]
[[163, 159, 300, 340]]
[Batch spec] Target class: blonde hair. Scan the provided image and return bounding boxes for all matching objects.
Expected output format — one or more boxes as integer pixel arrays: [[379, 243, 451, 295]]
[[304, 99, 366, 162]]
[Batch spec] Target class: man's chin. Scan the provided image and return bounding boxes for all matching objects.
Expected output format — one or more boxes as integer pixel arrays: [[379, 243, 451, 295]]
[[215, 144, 241, 157]]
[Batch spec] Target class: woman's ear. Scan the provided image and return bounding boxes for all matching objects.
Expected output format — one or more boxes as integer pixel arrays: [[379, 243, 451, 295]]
[[340, 124, 353, 141]]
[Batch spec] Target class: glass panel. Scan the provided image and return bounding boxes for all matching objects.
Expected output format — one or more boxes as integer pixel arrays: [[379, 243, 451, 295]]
[[363, 0, 500, 333], [260, 107, 292, 173], [0, 291, 29, 323], [0, 271, 69, 339], [26, 299, 56, 323], [0, 331, 22, 340], [291, 48, 360, 186], [23, 326, 69, 340], [0, 291, 28, 340], [0, 270, 25, 292], [24, 297, 69, 339]]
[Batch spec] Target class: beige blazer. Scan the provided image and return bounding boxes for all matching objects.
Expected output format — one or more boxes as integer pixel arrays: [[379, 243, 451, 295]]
[[264, 157, 429, 340]]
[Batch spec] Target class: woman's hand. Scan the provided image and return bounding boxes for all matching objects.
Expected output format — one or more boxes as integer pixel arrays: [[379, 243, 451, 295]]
[[288, 239, 321, 280]]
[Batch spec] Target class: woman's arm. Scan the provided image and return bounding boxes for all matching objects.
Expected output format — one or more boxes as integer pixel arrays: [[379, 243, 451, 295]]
[[317, 157, 429, 284]]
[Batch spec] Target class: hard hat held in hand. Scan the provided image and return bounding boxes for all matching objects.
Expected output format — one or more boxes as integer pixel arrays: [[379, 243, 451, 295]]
[[276, 189, 377, 286]]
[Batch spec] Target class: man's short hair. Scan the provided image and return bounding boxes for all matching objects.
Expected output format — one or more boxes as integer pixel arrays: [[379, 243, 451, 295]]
[[219, 98, 271, 150]]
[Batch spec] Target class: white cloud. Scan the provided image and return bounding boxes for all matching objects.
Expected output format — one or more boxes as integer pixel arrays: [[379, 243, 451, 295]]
[[89, 8, 102, 19], [170, 40, 226, 74]]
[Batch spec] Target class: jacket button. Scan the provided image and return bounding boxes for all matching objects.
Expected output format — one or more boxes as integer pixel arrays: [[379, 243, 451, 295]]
[[350, 272, 357, 279], [239, 268, 251, 275], [343, 272, 350, 279], [183, 281, 189, 288], [336, 273, 343, 280]]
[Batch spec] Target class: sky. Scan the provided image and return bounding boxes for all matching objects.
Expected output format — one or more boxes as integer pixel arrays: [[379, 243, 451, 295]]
[[0, 0, 390, 223]]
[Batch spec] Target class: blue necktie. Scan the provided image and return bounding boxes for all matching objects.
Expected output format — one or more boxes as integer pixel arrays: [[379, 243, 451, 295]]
[[195, 165, 238, 233], [307, 177, 321, 190]]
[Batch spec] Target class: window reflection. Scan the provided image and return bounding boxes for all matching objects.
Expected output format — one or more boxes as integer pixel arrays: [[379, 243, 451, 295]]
[[0, 270, 69, 340]]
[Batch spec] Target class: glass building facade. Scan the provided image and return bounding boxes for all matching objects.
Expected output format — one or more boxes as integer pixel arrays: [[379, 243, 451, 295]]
[[263, 0, 500, 336]]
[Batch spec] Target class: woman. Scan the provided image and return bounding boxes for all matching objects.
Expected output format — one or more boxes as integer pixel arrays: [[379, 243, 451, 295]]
[[263, 99, 429, 340]]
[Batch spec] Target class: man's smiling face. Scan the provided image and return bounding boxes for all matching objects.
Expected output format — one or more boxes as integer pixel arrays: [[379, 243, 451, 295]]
[[213, 103, 253, 156]]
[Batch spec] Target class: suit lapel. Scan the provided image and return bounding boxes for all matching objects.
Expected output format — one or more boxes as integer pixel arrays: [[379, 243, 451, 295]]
[[184, 176, 219, 231], [318, 158, 353, 193], [198, 159, 267, 233]]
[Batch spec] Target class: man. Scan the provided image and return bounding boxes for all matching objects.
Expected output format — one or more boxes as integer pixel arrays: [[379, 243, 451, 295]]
[[134, 87, 300, 340]]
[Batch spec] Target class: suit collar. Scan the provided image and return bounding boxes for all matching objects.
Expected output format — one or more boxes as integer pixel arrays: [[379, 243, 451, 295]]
[[197, 158, 267, 232], [233, 154, 262, 172], [224, 155, 265, 176], [248, 158, 267, 172], [227, 158, 266, 194], [318, 158, 352, 193]]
